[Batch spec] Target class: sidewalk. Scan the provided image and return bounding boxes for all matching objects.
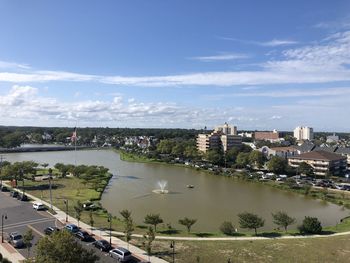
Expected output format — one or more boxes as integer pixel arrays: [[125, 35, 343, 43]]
[[0, 241, 25, 263], [12, 187, 168, 263]]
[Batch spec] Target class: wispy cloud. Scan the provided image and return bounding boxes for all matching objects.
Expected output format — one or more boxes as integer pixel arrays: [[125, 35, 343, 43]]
[[260, 39, 298, 47], [218, 36, 298, 47], [190, 53, 249, 62], [0, 60, 30, 70], [1, 31, 350, 87]]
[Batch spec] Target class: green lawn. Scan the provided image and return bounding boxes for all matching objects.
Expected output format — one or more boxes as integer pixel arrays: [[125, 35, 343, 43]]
[[130, 234, 350, 263]]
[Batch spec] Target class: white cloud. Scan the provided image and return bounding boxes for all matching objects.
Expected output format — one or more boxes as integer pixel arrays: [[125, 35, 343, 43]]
[[0, 60, 30, 69], [260, 39, 298, 47], [190, 53, 248, 62], [0, 31, 349, 89]]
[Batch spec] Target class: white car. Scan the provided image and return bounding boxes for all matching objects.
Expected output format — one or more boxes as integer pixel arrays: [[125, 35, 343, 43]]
[[33, 202, 45, 210], [109, 247, 132, 262]]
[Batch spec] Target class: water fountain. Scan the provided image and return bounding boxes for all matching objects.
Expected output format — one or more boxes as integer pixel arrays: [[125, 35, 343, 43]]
[[152, 180, 169, 194]]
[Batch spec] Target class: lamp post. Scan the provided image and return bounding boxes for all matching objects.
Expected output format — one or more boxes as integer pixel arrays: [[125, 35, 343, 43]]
[[64, 199, 69, 222], [20, 168, 25, 196], [1, 214, 7, 243], [48, 168, 53, 210], [107, 214, 112, 246], [170, 240, 175, 263]]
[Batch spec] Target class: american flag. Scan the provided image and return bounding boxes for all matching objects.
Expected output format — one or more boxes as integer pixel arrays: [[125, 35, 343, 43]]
[[71, 127, 77, 142]]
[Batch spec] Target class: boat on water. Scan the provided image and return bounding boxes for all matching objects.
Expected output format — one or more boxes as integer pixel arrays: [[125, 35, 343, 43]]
[[186, 184, 194, 188]]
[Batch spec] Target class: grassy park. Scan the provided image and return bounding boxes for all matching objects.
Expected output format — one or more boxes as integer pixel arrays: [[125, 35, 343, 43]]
[[131, 234, 350, 263]]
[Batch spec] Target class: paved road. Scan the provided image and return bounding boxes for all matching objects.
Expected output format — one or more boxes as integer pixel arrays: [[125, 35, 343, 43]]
[[0, 190, 141, 262]]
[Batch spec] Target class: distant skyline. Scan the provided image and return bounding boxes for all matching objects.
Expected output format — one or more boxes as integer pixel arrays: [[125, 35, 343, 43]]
[[0, 1, 350, 131]]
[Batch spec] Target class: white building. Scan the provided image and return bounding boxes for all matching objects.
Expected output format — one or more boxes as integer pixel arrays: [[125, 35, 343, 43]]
[[294, 126, 314, 141], [197, 123, 242, 153]]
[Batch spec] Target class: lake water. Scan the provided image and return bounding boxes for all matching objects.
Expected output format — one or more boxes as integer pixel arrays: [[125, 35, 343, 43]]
[[4, 149, 348, 232]]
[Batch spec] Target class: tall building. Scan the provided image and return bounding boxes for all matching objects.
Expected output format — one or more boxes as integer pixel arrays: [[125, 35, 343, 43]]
[[197, 123, 242, 153], [214, 122, 237, 135], [294, 126, 314, 141]]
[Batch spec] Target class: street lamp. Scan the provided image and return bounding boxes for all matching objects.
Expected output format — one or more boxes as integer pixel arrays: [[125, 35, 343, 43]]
[[64, 199, 69, 222], [107, 214, 112, 246], [1, 214, 7, 243], [170, 240, 175, 263], [48, 168, 53, 210]]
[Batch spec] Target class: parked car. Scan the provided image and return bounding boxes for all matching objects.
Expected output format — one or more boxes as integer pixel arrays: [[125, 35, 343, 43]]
[[9, 232, 24, 248], [64, 224, 79, 233], [75, 231, 94, 242], [93, 240, 112, 252], [109, 247, 132, 262], [17, 193, 28, 201], [1, 186, 8, 192], [10, 190, 19, 198], [44, 226, 60, 235], [33, 202, 46, 210]]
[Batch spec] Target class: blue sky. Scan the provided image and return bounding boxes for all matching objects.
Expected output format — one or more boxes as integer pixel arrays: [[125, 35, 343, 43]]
[[0, 0, 350, 131]]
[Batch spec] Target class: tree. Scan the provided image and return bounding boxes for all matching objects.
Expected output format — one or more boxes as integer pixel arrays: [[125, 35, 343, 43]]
[[235, 152, 250, 168], [298, 216, 322, 234], [248, 151, 265, 168], [205, 149, 224, 166], [124, 218, 134, 249], [143, 226, 155, 262], [120, 209, 134, 249], [144, 214, 163, 232], [298, 162, 314, 176], [23, 229, 34, 258], [225, 147, 240, 166], [74, 201, 83, 227], [120, 209, 132, 222], [178, 217, 197, 233], [238, 212, 265, 235], [33, 230, 99, 263], [271, 211, 296, 232], [267, 156, 287, 174], [0, 252, 12, 263], [219, 221, 236, 235]]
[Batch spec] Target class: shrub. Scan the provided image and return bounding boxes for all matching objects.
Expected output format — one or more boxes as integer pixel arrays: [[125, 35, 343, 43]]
[[298, 216, 322, 234], [220, 221, 235, 235]]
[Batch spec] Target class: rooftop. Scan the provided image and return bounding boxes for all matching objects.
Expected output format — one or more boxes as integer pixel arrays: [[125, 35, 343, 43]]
[[289, 150, 347, 161]]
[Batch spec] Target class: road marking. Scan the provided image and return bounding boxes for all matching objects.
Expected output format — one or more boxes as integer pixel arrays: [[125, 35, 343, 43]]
[[3, 218, 55, 230], [27, 224, 44, 237], [37, 210, 52, 218]]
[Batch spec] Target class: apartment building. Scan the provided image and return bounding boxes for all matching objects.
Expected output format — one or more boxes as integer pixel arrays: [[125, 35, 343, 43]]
[[288, 150, 347, 176], [197, 123, 242, 153], [294, 126, 314, 141]]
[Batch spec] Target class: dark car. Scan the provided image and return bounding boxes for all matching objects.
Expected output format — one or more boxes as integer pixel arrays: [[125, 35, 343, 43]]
[[75, 231, 94, 242], [93, 240, 112, 252], [44, 226, 60, 235], [10, 190, 19, 198], [64, 224, 80, 233], [17, 193, 28, 201]]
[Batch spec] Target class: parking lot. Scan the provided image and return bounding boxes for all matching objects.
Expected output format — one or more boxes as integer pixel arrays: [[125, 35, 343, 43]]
[[0, 190, 142, 262]]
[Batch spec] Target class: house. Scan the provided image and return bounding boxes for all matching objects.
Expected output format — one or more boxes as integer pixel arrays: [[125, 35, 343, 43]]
[[259, 146, 299, 159]]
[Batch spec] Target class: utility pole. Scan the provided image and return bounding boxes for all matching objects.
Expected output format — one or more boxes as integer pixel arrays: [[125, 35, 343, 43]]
[[64, 199, 69, 222], [170, 240, 175, 263], [48, 168, 53, 210], [107, 213, 112, 246]]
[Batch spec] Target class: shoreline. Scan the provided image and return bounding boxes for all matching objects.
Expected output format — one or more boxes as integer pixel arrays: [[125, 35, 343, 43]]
[[5, 148, 350, 238]]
